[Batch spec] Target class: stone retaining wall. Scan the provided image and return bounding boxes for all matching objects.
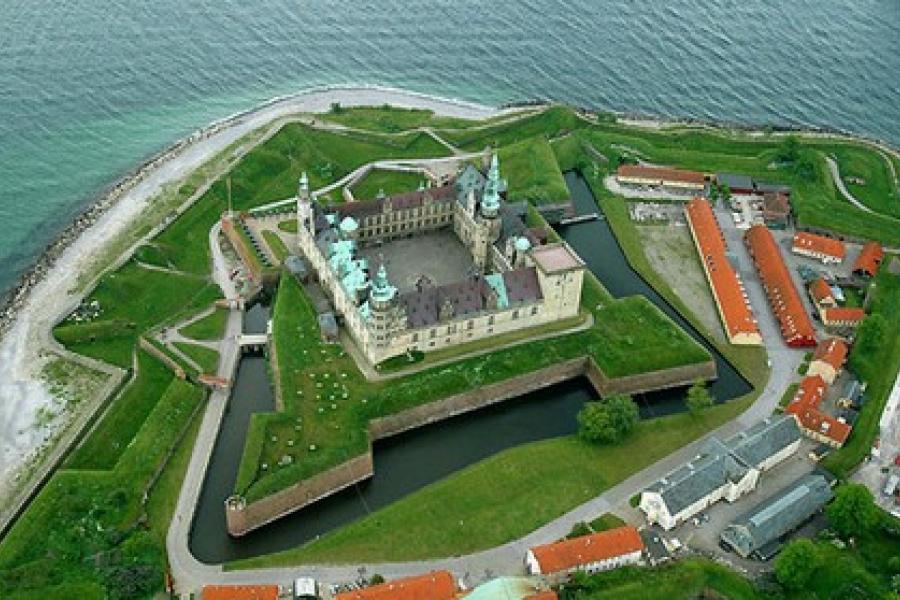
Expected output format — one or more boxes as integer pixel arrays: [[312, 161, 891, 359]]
[[226, 355, 716, 536]]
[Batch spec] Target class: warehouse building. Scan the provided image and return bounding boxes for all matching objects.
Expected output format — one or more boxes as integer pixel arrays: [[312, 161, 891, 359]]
[[684, 198, 761, 345], [616, 164, 707, 194], [744, 225, 817, 347], [640, 415, 801, 530], [335, 571, 458, 600], [720, 474, 833, 558]]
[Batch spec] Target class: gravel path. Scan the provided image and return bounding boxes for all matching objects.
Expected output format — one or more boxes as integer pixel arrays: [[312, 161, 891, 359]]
[[826, 156, 875, 214]]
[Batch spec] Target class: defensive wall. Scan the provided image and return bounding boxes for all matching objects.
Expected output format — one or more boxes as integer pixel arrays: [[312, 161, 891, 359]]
[[225, 354, 716, 536]]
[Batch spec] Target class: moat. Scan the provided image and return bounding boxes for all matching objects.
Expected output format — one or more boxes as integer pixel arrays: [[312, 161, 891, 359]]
[[189, 172, 751, 563]]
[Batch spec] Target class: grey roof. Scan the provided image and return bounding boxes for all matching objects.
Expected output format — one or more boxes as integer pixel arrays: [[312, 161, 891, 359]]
[[318, 312, 339, 336], [284, 255, 308, 276], [842, 379, 862, 405], [502, 268, 542, 304], [717, 173, 754, 191], [646, 441, 749, 517], [646, 416, 800, 517], [720, 474, 832, 557], [724, 415, 801, 469], [455, 163, 487, 204], [755, 181, 792, 194]]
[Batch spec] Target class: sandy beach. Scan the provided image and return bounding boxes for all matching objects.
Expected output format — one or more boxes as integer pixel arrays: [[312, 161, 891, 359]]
[[0, 85, 506, 504]]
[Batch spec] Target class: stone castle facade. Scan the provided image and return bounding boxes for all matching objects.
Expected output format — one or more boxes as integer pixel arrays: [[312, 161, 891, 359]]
[[295, 155, 585, 364]]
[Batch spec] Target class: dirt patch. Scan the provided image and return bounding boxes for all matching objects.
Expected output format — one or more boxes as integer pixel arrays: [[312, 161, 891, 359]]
[[637, 224, 725, 343]]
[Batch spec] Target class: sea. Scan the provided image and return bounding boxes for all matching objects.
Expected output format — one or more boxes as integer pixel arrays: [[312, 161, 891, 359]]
[[1, 0, 898, 298]]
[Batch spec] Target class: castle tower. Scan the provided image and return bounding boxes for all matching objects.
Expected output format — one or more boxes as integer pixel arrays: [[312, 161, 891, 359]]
[[471, 153, 503, 270], [297, 172, 313, 253], [367, 264, 400, 349]]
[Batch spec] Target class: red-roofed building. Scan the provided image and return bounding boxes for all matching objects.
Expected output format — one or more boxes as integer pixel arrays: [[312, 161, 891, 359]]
[[808, 278, 836, 312], [785, 375, 852, 447], [334, 571, 458, 600], [526, 526, 644, 581], [821, 307, 866, 329], [685, 198, 762, 345], [616, 165, 707, 193], [808, 338, 848, 384], [744, 225, 817, 347], [791, 232, 846, 264], [202, 585, 280, 600], [853, 242, 884, 277]]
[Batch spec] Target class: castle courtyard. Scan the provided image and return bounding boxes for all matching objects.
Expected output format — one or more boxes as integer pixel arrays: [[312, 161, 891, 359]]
[[358, 229, 476, 293]]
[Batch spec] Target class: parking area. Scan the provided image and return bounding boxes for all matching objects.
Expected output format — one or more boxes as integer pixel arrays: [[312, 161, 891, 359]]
[[660, 439, 820, 574]]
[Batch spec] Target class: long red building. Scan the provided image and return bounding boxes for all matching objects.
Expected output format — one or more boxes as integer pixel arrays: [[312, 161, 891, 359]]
[[684, 198, 761, 345], [744, 225, 817, 347]]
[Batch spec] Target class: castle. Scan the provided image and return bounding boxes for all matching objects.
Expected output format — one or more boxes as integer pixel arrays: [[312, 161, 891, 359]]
[[295, 155, 585, 365]]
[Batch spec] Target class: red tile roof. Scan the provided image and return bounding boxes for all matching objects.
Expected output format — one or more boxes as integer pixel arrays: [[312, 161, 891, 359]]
[[792, 232, 846, 261], [529, 526, 644, 574], [526, 593, 558, 600], [616, 164, 706, 186], [744, 225, 817, 347], [334, 571, 457, 600], [808, 278, 834, 305], [685, 199, 760, 342], [822, 307, 866, 325], [202, 586, 280, 600], [812, 338, 848, 372], [785, 375, 851, 446], [853, 242, 884, 276]]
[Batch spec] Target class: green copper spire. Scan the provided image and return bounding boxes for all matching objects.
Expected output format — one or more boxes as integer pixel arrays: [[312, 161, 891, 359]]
[[370, 263, 397, 303], [481, 153, 501, 215]]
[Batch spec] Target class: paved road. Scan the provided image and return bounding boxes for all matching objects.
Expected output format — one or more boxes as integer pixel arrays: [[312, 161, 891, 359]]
[[826, 156, 875, 214]]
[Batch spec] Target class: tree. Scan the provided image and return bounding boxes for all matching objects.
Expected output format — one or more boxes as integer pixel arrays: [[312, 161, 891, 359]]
[[577, 395, 639, 444], [827, 483, 880, 538], [329, 101, 343, 114], [776, 136, 801, 163], [685, 378, 714, 416], [775, 539, 821, 590], [851, 313, 887, 371]]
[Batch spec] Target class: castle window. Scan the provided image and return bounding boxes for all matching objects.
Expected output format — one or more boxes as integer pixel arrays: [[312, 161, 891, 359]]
[[512, 310, 519, 319], [412, 333, 419, 342], [430, 328, 436, 339], [467, 320, 474, 330], [488, 315, 495, 325], [531, 305, 539, 316]]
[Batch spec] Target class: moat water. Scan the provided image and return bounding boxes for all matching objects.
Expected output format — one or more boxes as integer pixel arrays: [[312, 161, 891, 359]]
[[2, 0, 899, 300], [189, 172, 750, 563]]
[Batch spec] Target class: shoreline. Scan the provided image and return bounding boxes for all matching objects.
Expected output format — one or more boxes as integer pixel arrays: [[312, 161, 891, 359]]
[[0, 84, 508, 501], [2, 83, 899, 508]]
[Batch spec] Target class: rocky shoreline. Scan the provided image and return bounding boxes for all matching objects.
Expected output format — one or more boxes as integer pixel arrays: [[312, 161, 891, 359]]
[[4, 88, 900, 344]]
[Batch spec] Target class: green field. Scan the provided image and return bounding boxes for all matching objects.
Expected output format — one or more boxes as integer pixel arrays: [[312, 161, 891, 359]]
[[261, 229, 290, 262], [0, 354, 203, 599], [173, 341, 220, 374], [351, 168, 423, 200], [498, 136, 570, 204], [829, 145, 900, 218], [179, 307, 228, 341]]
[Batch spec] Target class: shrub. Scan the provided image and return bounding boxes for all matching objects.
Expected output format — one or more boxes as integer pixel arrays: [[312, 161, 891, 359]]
[[827, 483, 880, 539], [775, 539, 821, 589], [577, 395, 639, 444]]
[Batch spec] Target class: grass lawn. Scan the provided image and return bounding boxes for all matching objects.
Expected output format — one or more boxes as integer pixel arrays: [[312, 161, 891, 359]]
[[589, 513, 626, 532], [173, 342, 220, 374], [779, 383, 800, 409], [437, 106, 588, 151], [320, 105, 479, 133], [261, 230, 290, 263], [53, 262, 219, 368], [498, 136, 570, 205], [66, 351, 174, 470], [351, 168, 423, 200], [823, 256, 900, 478], [561, 559, 764, 600], [180, 307, 228, 341], [828, 144, 900, 219], [0, 365, 203, 598], [277, 219, 297, 233]]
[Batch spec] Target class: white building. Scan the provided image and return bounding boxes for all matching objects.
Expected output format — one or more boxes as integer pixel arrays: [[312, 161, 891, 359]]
[[639, 415, 801, 530]]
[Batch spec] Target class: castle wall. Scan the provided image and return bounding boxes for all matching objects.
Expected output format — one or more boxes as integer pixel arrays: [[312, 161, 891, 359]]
[[226, 355, 718, 536]]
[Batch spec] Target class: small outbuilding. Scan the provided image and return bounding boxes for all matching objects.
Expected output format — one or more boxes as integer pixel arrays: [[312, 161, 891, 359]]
[[318, 312, 339, 343], [526, 526, 644, 580]]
